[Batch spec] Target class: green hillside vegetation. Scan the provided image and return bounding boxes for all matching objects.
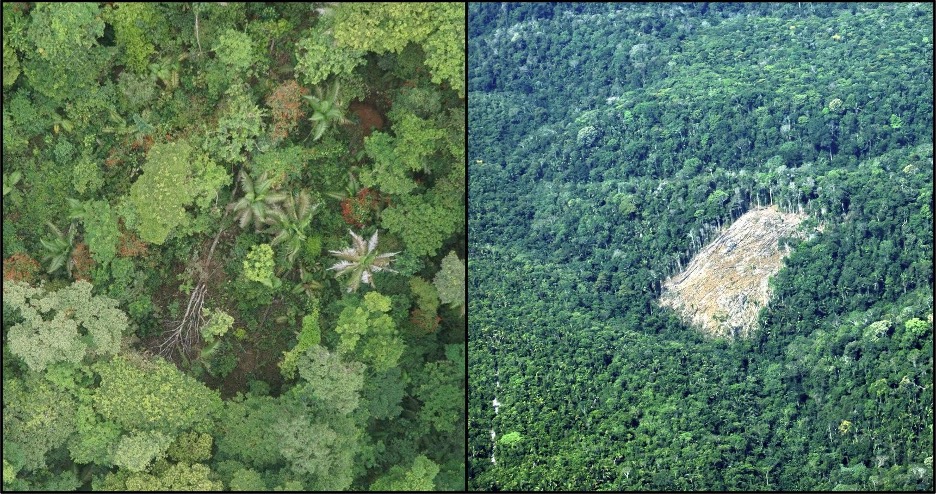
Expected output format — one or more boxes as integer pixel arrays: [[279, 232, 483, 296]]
[[469, 3, 932, 491], [3, 2, 465, 491]]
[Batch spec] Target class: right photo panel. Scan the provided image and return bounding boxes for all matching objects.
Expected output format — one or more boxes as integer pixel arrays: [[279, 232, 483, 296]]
[[468, 2, 934, 491]]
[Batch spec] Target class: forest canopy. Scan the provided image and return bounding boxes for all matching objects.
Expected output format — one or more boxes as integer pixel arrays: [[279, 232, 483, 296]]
[[469, 2, 932, 491], [3, 2, 465, 491]]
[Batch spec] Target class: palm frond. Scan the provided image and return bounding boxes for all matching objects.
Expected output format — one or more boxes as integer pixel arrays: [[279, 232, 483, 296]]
[[238, 170, 254, 196]]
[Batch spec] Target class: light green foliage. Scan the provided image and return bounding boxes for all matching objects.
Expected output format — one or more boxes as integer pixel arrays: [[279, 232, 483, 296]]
[[205, 84, 267, 164], [72, 156, 103, 195], [113, 430, 173, 473], [3, 459, 16, 485], [71, 199, 120, 266], [3, 91, 44, 153], [433, 251, 465, 310], [243, 243, 277, 288], [332, 3, 465, 96], [22, 2, 109, 102], [2, 374, 78, 472], [498, 431, 523, 446], [200, 307, 234, 342], [615, 193, 638, 216], [294, 22, 365, 86], [332, 3, 435, 54], [92, 355, 222, 435], [334, 292, 404, 372], [410, 277, 439, 310], [128, 141, 228, 244], [903, 317, 930, 344], [280, 304, 322, 379], [305, 234, 323, 260], [166, 432, 213, 464], [140, 463, 224, 491], [104, 3, 163, 73], [4, 280, 128, 372], [191, 151, 231, 211], [863, 319, 892, 341], [3, 170, 22, 197], [229, 468, 267, 491], [369, 455, 439, 492], [419, 3, 465, 97], [96, 462, 223, 491], [128, 143, 192, 244], [297, 345, 365, 415], [364, 290, 393, 312], [214, 29, 255, 75], [889, 113, 903, 130]]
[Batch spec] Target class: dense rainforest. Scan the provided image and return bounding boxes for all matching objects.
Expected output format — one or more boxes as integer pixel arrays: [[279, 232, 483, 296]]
[[468, 2, 932, 491], [2, 2, 465, 491]]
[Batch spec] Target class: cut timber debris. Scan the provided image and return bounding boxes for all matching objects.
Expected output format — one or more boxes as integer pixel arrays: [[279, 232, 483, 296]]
[[659, 206, 807, 339]]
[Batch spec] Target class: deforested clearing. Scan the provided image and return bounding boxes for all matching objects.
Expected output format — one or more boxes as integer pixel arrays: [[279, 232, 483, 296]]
[[659, 206, 807, 339]]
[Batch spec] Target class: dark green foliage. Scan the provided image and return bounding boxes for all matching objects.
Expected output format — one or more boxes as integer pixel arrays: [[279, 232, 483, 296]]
[[470, 2, 932, 492]]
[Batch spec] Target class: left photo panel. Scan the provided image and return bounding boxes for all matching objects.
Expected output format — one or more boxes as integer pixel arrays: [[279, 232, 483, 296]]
[[2, 2, 466, 491]]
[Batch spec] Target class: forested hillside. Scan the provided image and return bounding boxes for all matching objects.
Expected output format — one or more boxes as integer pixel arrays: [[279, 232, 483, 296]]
[[469, 3, 932, 491], [3, 2, 465, 491]]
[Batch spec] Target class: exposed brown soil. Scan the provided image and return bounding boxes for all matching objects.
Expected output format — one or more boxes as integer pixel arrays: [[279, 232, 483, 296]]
[[344, 100, 387, 158], [348, 101, 385, 137], [659, 206, 807, 339]]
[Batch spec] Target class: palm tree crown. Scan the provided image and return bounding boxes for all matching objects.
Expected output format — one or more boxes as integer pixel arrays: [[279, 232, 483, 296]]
[[39, 221, 77, 275], [228, 170, 289, 230], [303, 80, 349, 141], [327, 230, 398, 293], [264, 189, 320, 264]]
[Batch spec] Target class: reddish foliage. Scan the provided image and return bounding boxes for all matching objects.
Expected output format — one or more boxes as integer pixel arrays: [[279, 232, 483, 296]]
[[3, 253, 41, 283], [129, 135, 153, 153], [70, 243, 95, 281], [348, 101, 384, 138], [339, 188, 387, 229], [117, 221, 148, 258], [266, 79, 308, 141], [104, 148, 122, 168], [410, 308, 441, 333]]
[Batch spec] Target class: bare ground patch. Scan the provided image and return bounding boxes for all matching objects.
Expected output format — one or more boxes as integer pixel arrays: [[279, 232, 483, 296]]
[[659, 206, 807, 339]]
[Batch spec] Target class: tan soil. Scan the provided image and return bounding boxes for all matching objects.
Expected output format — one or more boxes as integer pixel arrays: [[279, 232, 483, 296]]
[[659, 206, 807, 339]]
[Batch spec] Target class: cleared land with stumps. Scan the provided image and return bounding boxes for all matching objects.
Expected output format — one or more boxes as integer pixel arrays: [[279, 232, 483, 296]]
[[659, 206, 807, 339]]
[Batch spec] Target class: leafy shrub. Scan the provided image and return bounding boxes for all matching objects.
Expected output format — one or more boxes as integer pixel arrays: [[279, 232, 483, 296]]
[[243, 243, 277, 288]]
